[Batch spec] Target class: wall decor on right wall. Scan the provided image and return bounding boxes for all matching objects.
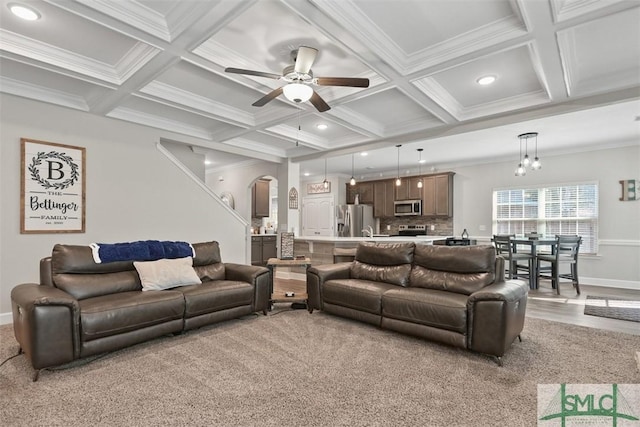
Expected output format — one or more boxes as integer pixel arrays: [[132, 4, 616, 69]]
[[619, 179, 640, 201]]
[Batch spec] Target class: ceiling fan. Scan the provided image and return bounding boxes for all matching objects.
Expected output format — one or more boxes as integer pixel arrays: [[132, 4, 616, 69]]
[[225, 46, 369, 112]]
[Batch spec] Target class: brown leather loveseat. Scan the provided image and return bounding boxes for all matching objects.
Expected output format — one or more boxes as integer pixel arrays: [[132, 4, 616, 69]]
[[306, 242, 528, 365], [11, 241, 270, 380]]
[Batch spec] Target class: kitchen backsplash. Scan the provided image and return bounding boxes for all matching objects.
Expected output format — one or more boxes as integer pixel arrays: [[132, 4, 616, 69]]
[[379, 216, 453, 237]]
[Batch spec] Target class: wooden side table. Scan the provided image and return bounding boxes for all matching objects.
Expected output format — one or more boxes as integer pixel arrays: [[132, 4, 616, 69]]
[[266, 257, 312, 311]]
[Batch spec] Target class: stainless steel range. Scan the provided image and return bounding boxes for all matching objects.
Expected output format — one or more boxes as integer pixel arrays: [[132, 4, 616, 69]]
[[397, 224, 427, 236]]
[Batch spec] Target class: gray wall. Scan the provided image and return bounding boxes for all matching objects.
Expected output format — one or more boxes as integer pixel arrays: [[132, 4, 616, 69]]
[[0, 94, 247, 321]]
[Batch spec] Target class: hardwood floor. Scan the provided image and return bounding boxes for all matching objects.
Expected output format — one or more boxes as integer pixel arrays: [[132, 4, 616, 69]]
[[527, 279, 640, 336], [274, 278, 640, 336]]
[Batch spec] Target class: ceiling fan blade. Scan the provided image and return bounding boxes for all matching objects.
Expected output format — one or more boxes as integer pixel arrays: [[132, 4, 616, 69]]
[[252, 87, 283, 107], [225, 67, 281, 80], [294, 46, 318, 74], [316, 77, 370, 88], [309, 91, 330, 112]]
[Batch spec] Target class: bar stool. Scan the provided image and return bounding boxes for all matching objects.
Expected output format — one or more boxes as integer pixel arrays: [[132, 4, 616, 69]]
[[536, 235, 582, 295], [493, 234, 534, 286]]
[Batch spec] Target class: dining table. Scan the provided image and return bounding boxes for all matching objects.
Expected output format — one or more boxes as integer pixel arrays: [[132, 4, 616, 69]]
[[510, 237, 557, 289]]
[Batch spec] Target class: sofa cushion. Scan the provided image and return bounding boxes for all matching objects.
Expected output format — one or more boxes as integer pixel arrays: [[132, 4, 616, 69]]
[[134, 257, 202, 291], [192, 241, 223, 266], [179, 280, 253, 317], [79, 290, 185, 341], [194, 263, 226, 282], [410, 245, 496, 295], [350, 242, 415, 286], [324, 279, 398, 315], [382, 288, 469, 334]]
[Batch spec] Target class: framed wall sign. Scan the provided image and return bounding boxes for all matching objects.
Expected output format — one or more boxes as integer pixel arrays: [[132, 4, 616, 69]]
[[307, 182, 331, 194], [21, 138, 86, 233]]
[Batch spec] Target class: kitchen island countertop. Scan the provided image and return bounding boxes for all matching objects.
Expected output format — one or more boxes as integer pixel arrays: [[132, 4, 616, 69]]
[[294, 235, 450, 243]]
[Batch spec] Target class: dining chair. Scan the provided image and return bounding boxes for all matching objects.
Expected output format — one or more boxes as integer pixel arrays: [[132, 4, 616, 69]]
[[492, 234, 534, 285], [536, 235, 582, 295]]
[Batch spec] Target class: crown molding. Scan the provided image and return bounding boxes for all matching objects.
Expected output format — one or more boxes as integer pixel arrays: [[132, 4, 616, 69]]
[[0, 77, 89, 111], [107, 107, 212, 140]]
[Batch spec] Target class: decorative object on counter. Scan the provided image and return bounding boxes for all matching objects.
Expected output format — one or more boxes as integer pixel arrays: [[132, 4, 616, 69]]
[[395, 144, 402, 186], [288, 187, 298, 209], [220, 191, 234, 208], [354, 193, 359, 204], [350, 154, 356, 186], [515, 132, 542, 176], [619, 179, 639, 201], [280, 232, 294, 260], [461, 228, 469, 239], [416, 148, 424, 188], [525, 232, 539, 240]]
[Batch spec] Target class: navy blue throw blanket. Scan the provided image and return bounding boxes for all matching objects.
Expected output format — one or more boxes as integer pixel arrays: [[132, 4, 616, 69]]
[[89, 240, 195, 264]]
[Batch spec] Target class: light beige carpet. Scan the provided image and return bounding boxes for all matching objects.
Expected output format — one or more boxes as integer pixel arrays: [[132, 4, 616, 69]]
[[1, 310, 638, 426]]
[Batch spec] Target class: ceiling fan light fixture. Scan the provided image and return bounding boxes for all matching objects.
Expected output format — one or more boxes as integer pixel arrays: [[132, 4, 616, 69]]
[[283, 83, 313, 103]]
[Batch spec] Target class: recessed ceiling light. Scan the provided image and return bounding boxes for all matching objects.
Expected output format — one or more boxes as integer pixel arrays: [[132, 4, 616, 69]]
[[316, 124, 328, 130], [304, 172, 310, 176], [476, 75, 496, 86], [360, 152, 368, 156], [204, 160, 212, 165], [8, 3, 41, 21]]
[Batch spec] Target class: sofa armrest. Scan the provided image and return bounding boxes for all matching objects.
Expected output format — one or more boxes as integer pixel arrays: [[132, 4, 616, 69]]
[[224, 263, 270, 313], [306, 263, 352, 312], [466, 279, 528, 358], [11, 283, 80, 370]]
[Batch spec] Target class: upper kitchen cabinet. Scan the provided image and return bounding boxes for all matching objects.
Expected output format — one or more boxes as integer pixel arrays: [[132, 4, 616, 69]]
[[346, 182, 374, 204], [373, 180, 395, 217], [394, 177, 423, 201], [422, 173, 454, 217], [252, 179, 270, 218]]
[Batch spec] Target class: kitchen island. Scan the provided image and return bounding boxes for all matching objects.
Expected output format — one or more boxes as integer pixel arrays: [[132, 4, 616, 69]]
[[294, 235, 449, 265]]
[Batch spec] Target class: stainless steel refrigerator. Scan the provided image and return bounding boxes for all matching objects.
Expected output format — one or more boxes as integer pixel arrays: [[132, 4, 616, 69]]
[[336, 204, 375, 237]]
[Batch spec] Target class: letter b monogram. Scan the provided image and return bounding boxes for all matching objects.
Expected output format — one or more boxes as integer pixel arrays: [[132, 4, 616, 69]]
[[47, 161, 65, 180]]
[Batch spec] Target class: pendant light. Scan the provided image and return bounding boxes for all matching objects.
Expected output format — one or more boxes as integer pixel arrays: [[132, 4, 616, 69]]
[[322, 158, 329, 189], [395, 145, 402, 186], [350, 154, 356, 186], [417, 148, 424, 188], [515, 132, 542, 176], [531, 132, 542, 170]]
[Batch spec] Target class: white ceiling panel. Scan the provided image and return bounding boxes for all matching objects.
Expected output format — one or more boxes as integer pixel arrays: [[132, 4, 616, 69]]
[[0, 0, 637, 174], [558, 7, 640, 96]]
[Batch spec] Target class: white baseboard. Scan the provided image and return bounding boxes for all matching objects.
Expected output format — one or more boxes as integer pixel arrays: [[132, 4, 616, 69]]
[[0, 312, 13, 326], [582, 277, 639, 290]]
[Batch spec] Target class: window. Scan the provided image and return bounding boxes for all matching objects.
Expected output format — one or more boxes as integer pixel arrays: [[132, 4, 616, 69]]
[[493, 183, 598, 254]]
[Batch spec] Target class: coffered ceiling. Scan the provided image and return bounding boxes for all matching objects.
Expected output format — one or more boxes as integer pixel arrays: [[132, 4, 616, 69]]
[[1, 0, 639, 180]]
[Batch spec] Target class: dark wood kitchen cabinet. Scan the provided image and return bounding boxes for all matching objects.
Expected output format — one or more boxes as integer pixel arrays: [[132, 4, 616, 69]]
[[373, 180, 395, 217], [346, 182, 374, 204], [251, 235, 277, 266], [422, 172, 454, 217], [252, 179, 270, 218], [394, 177, 423, 200]]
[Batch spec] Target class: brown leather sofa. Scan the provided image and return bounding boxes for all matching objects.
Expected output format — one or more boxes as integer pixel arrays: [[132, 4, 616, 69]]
[[11, 241, 270, 380], [307, 242, 528, 365]]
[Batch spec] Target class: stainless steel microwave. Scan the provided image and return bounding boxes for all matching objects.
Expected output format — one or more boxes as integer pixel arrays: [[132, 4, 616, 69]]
[[394, 199, 422, 216]]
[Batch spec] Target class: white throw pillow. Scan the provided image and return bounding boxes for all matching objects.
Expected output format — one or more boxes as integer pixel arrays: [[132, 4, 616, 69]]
[[134, 257, 201, 291]]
